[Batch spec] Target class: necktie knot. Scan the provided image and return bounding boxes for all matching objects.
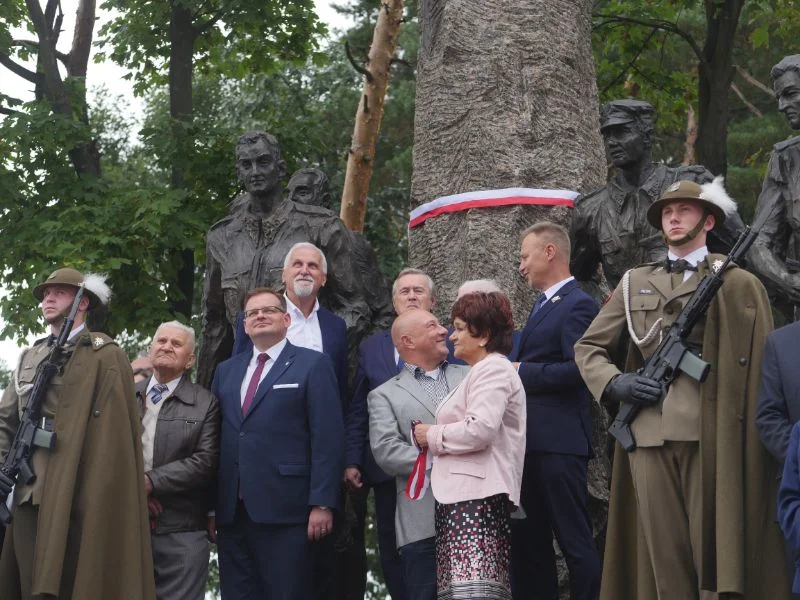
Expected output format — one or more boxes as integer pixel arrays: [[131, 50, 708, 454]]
[[150, 383, 169, 405], [257, 352, 269, 365], [667, 258, 698, 274]]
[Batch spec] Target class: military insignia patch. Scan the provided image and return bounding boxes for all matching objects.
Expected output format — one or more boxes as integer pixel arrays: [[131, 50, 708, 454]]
[[93, 337, 104, 348], [666, 181, 681, 193], [638, 289, 654, 295], [712, 259, 724, 273]]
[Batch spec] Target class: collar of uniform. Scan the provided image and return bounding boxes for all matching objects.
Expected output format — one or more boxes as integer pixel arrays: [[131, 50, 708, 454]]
[[609, 164, 665, 211], [284, 293, 320, 320], [667, 245, 708, 268]]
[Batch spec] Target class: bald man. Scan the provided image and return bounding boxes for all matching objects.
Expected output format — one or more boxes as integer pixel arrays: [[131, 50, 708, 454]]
[[368, 310, 469, 600]]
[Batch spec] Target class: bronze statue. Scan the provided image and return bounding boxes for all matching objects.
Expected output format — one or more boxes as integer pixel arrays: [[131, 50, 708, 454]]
[[287, 168, 332, 208], [571, 99, 745, 291], [197, 131, 392, 387], [749, 55, 800, 321]]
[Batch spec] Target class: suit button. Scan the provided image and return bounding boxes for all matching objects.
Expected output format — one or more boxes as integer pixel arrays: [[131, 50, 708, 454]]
[[240, 432, 245, 438], [738, 357, 747, 366]]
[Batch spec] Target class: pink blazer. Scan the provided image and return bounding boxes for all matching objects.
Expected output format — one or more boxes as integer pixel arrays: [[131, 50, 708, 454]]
[[426, 353, 527, 506]]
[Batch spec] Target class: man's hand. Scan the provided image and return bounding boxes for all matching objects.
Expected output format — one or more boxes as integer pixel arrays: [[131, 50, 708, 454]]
[[307, 507, 333, 541], [144, 474, 154, 495], [413, 423, 431, 448], [148, 497, 164, 517], [604, 373, 662, 407], [343, 466, 363, 489], [0, 470, 13, 503], [207, 515, 217, 544]]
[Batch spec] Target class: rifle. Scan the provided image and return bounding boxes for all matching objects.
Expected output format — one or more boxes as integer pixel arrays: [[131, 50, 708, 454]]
[[0, 284, 86, 524], [608, 225, 759, 452]]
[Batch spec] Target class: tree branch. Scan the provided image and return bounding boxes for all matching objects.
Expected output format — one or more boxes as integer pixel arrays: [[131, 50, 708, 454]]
[[345, 41, 374, 83], [45, 0, 58, 32], [600, 28, 656, 95], [0, 106, 21, 116], [593, 13, 711, 82], [12, 39, 69, 64], [734, 64, 774, 98], [67, 0, 97, 77], [731, 82, 763, 118], [194, 8, 227, 34], [0, 51, 39, 83]]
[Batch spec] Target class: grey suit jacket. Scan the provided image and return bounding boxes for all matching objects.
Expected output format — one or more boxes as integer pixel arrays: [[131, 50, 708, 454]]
[[368, 364, 468, 548]]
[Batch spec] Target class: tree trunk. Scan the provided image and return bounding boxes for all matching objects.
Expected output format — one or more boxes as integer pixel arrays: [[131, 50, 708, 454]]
[[695, 0, 744, 177], [412, 0, 605, 324], [411, 1, 607, 593], [167, 0, 198, 320], [340, 0, 405, 232]]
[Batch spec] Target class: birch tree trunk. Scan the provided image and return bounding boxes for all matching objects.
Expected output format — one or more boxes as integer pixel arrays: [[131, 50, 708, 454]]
[[410, 1, 608, 591], [340, 0, 404, 232]]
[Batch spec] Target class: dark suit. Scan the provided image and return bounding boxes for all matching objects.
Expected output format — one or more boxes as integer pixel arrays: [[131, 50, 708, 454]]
[[213, 341, 344, 600], [509, 279, 600, 600], [757, 322, 800, 463]]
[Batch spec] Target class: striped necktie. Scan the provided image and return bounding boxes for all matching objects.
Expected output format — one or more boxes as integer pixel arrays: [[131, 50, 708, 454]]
[[150, 383, 169, 405]]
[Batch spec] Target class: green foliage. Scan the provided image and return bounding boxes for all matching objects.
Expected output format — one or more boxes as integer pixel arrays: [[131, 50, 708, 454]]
[[97, 0, 328, 95]]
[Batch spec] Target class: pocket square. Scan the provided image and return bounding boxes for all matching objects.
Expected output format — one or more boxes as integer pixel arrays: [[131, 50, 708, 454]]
[[273, 383, 299, 389]]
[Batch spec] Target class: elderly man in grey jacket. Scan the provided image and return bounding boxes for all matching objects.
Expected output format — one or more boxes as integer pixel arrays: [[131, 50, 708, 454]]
[[137, 321, 220, 600], [368, 309, 468, 600]]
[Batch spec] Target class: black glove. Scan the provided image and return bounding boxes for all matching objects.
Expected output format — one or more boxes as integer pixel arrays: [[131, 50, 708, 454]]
[[0, 470, 13, 503], [604, 373, 662, 407]]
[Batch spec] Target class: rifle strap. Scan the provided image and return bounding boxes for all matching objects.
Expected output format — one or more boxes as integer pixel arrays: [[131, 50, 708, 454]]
[[622, 269, 663, 348]]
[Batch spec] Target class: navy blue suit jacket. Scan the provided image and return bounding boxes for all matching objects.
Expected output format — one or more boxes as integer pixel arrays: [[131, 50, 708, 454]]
[[232, 306, 350, 414], [757, 322, 800, 462], [212, 341, 344, 526], [345, 329, 459, 484], [509, 279, 597, 456]]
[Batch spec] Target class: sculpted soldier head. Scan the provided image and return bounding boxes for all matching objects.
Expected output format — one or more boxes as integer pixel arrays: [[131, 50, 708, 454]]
[[287, 168, 331, 207], [771, 55, 800, 130], [599, 99, 655, 169], [235, 131, 287, 198]]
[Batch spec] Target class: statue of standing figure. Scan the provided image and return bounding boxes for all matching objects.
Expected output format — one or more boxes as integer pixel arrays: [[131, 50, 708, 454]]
[[749, 55, 800, 322], [571, 99, 745, 292], [197, 131, 392, 387]]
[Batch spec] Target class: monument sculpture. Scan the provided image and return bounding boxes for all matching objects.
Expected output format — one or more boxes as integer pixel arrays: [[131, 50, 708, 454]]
[[749, 55, 800, 322], [571, 99, 745, 291], [197, 131, 391, 387], [287, 167, 332, 208]]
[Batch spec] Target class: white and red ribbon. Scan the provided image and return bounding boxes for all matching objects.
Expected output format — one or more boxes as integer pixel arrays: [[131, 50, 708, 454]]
[[406, 420, 432, 501], [408, 187, 578, 228]]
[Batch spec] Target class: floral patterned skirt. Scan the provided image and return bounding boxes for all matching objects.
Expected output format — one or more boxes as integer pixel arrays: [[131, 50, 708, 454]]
[[435, 494, 512, 600]]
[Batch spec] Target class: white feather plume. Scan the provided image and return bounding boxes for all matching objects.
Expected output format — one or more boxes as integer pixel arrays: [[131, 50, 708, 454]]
[[699, 175, 737, 216], [82, 272, 112, 306]]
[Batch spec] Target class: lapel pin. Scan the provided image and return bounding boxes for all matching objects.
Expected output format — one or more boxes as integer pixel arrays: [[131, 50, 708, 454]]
[[639, 289, 654, 295], [712, 259, 724, 273], [551, 295, 561, 303]]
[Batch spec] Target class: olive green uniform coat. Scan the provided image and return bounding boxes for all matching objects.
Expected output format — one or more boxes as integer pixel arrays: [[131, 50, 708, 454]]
[[0, 329, 155, 600], [575, 256, 791, 599]]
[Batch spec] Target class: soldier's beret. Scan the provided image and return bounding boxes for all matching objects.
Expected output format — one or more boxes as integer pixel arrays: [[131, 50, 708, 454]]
[[600, 100, 654, 130]]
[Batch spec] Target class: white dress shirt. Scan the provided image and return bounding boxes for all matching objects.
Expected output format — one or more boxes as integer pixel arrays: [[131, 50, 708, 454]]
[[667, 246, 709, 282], [240, 338, 288, 407], [141, 374, 182, 472], [285, 294, 323, 352]]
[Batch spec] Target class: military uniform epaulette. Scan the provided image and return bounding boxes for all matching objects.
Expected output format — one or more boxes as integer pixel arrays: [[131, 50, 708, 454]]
[[208, 213, 235, 233], [675, 164, 710, 178], [86, 332, 117, 351], [774, 135, 800, 152], [574, 185, 607, 205]]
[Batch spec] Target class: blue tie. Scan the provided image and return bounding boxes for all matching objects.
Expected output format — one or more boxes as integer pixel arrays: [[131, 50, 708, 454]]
[[532, 294, 548, 316], [150, 383, 169, 404]]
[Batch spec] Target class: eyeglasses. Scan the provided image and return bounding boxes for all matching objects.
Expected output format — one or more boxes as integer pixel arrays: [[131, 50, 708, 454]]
[[244, 306, 285, 319]]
